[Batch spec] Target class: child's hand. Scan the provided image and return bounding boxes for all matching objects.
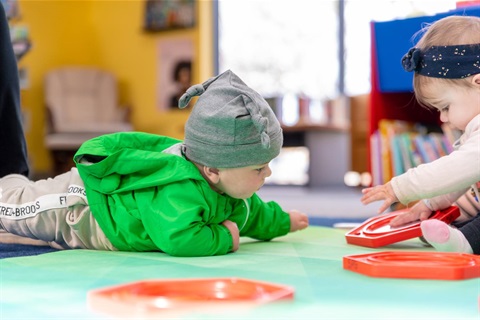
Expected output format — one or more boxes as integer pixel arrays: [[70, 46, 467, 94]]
[[222, 220, 239, 252], [288, 210, 309, 232], [389, 201, 432, 227], [361, 182, 398, 214]]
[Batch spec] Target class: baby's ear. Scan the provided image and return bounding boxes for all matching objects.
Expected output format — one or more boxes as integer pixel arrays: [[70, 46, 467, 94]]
[[472, 74, 480, 86], [203, 166, 220, 183]]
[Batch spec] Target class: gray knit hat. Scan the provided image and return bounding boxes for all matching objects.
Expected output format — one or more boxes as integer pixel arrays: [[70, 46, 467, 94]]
[[178, 70, 283, 168]]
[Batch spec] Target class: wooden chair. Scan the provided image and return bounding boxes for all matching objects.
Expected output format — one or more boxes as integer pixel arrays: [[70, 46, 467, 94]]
[[44, 67, 133, 175]]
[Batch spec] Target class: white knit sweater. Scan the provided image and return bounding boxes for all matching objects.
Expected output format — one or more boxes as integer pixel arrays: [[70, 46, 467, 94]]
[[391, 114, 480, 220]]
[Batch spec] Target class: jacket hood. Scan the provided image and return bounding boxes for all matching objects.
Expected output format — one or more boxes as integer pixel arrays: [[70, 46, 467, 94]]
[[74, 132, 204, 195]]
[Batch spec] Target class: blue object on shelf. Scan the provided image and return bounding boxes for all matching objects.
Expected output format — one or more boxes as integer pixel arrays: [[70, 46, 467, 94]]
[[373, 6, 480, 93]]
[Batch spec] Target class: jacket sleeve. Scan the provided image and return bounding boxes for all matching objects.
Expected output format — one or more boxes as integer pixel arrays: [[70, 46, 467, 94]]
[[427, 188, 469, 211], [138, 181, 234, 257], [230, 193, 291, 240]]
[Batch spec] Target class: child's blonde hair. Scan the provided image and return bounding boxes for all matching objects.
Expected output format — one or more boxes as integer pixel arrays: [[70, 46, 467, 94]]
[[413, 15, 480, 108]]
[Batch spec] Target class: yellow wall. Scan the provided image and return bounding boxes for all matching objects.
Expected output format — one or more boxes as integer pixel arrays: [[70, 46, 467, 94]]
[[15, 0, 213, 175]]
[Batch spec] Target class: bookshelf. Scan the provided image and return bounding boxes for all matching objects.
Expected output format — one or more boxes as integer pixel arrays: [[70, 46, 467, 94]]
[[368, 5, 480, 185]]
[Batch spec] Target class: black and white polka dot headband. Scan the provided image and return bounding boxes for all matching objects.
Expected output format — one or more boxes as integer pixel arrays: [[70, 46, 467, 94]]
[[401, 44, 480, 79]]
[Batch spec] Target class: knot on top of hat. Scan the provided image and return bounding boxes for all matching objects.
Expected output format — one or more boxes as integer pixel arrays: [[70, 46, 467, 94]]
[[260, 131, 271, 149], [252, 114, 268, 129], [246, 100, 270, 149], [178, 84, 205, 109]]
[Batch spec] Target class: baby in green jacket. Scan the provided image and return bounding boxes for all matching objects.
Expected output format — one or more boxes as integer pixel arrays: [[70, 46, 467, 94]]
[[0, 70, 309, 256]]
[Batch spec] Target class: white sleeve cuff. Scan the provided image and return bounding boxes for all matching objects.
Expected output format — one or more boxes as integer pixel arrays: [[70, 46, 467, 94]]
[[423, 199, 434, 211]]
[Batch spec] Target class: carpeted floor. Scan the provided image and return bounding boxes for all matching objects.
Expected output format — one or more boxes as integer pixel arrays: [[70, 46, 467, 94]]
[[0, 243, 58, 258]]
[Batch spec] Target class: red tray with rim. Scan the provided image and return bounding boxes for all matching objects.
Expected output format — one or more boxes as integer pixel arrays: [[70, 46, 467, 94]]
[[88, 277, 294, 318], [343, 251, 480, 280], [345, 206, 460, 248]]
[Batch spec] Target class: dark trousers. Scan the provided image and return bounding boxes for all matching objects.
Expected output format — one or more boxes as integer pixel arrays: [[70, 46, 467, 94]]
[[454, 214, 480, 255], [0, 4, 29, 178]]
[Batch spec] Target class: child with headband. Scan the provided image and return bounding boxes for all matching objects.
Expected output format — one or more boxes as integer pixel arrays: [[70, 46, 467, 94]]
[[0, 70, 309, 256], [361, 15, 480, 254]]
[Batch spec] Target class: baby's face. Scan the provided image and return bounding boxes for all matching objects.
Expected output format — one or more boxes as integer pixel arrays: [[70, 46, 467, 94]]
[[215, 163, 272, 199], [424, 78, 480, 131]]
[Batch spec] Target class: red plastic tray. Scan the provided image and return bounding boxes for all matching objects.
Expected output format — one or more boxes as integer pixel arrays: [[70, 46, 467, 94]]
[[345, 206, 460, 248], [343, 251, 480, 280], [88, 278, 294, 318]]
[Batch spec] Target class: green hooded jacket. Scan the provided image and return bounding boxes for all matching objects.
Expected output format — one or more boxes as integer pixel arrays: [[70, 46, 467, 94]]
[[74, 132, 290, 256]]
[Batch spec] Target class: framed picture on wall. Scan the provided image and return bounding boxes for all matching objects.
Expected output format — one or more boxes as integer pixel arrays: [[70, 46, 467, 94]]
[[1, 0, 19, 19], [157, 37, 194, 110], [144, 0, 195, 32]]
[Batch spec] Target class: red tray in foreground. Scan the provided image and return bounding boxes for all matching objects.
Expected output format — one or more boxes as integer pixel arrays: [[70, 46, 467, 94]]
[[345, 206, 460, 248], [343, 251, 480, 280], [88, 278, 294, 318]]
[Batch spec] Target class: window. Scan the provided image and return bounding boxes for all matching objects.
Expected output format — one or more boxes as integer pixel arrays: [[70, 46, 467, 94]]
[[218, 0, 339, 102], [216, 0, 458, 185], [217, 0, 457, 98]]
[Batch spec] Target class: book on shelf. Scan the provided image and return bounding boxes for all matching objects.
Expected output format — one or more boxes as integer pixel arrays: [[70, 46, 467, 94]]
[[390, 135, 404, 176], [441, 123, 462, 147], [377, 119, 416, 183], [370, 130, 382, 187], [397, 132, 422, 169], [414, 135, 435, 163], [370, 119, 455, 185]]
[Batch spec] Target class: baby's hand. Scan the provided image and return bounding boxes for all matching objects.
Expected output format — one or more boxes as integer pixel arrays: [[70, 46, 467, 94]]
[[389, 201, 432, 228], [288, 210, 309, 232], [222, 220, 239, 252], [361, 182, 398, 214]]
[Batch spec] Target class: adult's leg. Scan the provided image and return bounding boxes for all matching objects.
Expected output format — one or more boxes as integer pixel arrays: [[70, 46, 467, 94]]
[[458, 214, 480, 254], [0, 4, 29, 178]]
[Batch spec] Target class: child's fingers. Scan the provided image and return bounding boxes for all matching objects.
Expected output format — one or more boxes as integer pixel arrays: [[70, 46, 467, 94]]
[[390, 210, 424, 227], [377, 200, 392, 214], [360, 194, 373, 204], [390, 214, 414, 227], [361, 191, 383, 205], [419, 211, 433, 221], [361, 187, 373, 194]]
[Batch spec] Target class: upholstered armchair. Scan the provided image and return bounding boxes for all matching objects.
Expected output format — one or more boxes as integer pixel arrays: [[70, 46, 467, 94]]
[[44, 67, 133, 174]]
